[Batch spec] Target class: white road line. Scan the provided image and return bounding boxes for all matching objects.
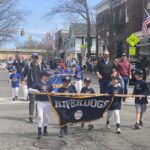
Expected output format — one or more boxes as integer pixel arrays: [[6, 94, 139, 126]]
[[0, 97, 28, 105]]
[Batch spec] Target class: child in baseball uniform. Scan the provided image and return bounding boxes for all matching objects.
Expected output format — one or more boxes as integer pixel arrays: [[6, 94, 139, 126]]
[[57, 76, 77, 138], [80, 77, 95, 130], [10, 66, 20, 101], [106, 76, 123, 134], [133, 69, 149, 129], [28, 71, 51, 140]]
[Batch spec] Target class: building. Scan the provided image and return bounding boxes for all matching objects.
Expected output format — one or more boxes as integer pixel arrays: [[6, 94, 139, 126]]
[[64, 23, 96, 63], [55, 30, 69, 59], [95, 0, 147, 58]]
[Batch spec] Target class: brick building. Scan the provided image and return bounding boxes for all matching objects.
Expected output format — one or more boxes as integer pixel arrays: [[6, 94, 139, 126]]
[[95, 0, 148, 58]]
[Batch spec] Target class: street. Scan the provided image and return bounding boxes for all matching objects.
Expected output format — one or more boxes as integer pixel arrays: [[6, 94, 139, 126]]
[[0, 69, 150, 150]]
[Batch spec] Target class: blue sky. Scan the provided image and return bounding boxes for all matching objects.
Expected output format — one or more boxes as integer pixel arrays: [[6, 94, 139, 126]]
[[4, 0, 101, 48], [18, 0, 101, 34]]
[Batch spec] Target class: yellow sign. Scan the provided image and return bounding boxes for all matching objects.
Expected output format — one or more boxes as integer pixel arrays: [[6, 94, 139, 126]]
[[127, 34, 140, 47], [129, 47, 136, 56]]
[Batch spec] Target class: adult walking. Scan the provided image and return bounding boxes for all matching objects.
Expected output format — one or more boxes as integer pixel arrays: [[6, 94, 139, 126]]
[[96, 50, 115, 93], [13, 54, 25, 75], [117, 53, 131, 96], [22, 53, 43, 122]]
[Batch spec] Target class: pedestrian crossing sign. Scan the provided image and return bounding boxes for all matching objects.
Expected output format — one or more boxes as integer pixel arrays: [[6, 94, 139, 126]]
[[127, 34, 140, 47], [129, 47, 136, 56]]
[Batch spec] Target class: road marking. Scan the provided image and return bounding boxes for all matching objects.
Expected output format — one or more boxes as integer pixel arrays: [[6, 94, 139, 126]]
[[0, 97, 28, 105]]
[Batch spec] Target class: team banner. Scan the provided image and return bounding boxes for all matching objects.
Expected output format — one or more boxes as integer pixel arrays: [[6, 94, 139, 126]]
[[50, 95, 113, 126]]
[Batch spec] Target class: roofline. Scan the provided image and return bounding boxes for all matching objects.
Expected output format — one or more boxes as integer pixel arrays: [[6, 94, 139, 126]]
[[94, 0, 108, 10]]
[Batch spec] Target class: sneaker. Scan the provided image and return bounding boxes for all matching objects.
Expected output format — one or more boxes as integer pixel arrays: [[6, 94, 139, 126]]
[[37, 133, 42, 140], [29, 117, 33, 123], [139, 121, 143, 127], [43, 132, 48, 136], [106, 124, 111, 129], [64, 129, 68, 135], [134, 123, 141, 129], [58, 131, 63, 138], [116, 128, 121, 134], [88, 124, 94, 131], [81, 123, 84, 128]]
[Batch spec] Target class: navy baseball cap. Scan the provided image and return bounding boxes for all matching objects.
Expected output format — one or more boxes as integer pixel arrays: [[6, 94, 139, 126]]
[[32, 53, 39, 59], [84, 77, 91, 82], [135, 69, 143, 76], [62, 76, 71, 83], [40, 71, 50, 77]]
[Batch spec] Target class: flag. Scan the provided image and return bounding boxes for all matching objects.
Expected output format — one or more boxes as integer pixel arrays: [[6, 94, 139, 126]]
[[50, 95, 113, 126], [142, 9, 150, 36]]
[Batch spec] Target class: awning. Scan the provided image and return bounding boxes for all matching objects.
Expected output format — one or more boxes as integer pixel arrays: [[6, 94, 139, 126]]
[[137, 42, 150, 47]]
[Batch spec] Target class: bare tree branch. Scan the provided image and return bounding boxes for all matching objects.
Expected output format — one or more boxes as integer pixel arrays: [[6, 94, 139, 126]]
[[0, 0, 23, 45]]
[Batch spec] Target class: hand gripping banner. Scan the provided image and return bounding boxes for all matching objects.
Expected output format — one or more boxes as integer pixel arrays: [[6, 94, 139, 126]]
[[49, 95, 114, 126]]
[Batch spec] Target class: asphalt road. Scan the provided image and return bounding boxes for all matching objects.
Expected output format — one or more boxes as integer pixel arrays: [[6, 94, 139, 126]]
[[0, 69, 150, 150]]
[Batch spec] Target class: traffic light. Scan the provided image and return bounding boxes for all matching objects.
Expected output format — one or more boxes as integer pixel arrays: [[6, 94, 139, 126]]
[[20, 28, 24, 36]]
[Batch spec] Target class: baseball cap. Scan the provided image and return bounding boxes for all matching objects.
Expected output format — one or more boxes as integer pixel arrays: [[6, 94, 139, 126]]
[[32, 53, 39, 59], [12, 66, 17, 71], [84, 77, 91, 82], [135, 69, 143, 76], [62, 76, 71, 83], [40, 71, 50, 77]]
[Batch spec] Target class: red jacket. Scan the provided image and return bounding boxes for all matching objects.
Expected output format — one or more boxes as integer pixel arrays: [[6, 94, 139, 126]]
[[117, 60, 131, 77]]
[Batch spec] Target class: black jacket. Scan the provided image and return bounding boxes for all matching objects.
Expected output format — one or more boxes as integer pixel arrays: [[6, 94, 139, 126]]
[[22, 62, 43, 88], [96, 58, 115, 80]]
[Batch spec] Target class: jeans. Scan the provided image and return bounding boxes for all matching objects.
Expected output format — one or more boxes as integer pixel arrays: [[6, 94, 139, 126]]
[[122, 77, 129, 94], [29, 93, 36, 116], [99, 79, 110, 94]]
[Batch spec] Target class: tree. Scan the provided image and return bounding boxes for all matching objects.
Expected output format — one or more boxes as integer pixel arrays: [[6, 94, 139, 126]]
[[0, 0, 22, 45], [47, 0, 93, 59]]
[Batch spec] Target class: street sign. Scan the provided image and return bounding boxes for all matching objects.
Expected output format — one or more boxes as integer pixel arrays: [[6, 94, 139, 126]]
[[129, 47, 136, 56], [127, 34, 140, 47]]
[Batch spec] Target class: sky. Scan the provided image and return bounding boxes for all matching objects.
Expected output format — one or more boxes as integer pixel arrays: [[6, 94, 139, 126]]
[[17, 0, 101, 34], [5, 0, 101, 48]]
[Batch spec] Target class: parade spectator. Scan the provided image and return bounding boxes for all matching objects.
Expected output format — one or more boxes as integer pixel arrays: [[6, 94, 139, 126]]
[[6, 57, 14, 83], [133, 69, 149, 129], [58, 59, 66, 69], [10, 66, 20, 101], [106, 76, 123, 134], [13, 54, 25, 75], [22, 53, 43, 123], [28, 71, 51, 140], [117, 53, 131, 99], [96, 50, 115, 93]]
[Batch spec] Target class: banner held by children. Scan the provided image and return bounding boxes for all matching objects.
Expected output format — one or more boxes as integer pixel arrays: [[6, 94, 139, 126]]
[[50, 95, 114, 126]]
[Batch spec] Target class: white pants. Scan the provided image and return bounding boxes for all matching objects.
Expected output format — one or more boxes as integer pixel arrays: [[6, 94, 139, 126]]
[[106, 110, 120, 124], [12, 87, 19, 98], [37, 101, 50, 128], [75, 80, 83, 93], [22, 84, 28, 99]]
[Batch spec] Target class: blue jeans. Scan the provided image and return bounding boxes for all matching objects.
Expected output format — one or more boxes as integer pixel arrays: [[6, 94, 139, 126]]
[[99, 79, 111, 94], [122, 77, 129, 94]]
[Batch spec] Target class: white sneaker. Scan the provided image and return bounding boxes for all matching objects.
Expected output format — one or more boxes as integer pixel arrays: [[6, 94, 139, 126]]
[[116, 128, 121, 134], [106, 124, 111, 129]]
